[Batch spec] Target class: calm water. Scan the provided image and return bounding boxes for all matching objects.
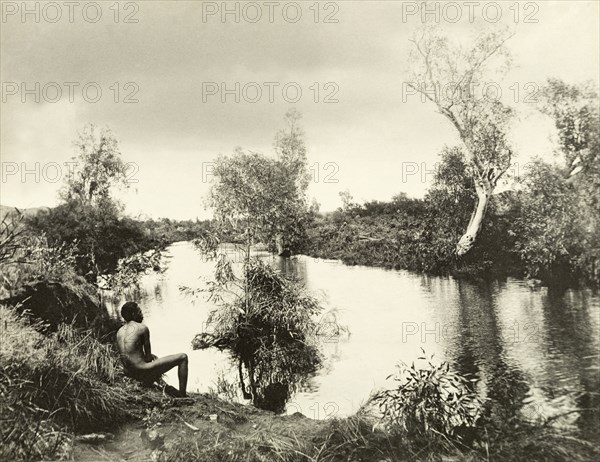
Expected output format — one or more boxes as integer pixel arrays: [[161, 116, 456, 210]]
[[107, 242, 600, 434]]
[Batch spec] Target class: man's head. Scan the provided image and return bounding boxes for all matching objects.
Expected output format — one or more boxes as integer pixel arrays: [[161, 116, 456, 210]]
[[121, 302, 143, 322]]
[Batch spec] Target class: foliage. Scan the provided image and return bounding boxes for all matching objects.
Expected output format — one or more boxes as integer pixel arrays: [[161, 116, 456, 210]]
[[209, 150, 294, 243], [0, 223, 122, 342], [512, 160, 577, 281], [374, 352, 483, 441], [272, 109, 312, 253], [100, 248, 165, 295], [189, 230, 323, 412], [24, 124, 169, 282], [507, 79, 600, 285], [0, 233, 86, 298], [538, 78, 599, 170], [338, 189, 355, 211], [0, 208, 26, 264], [208, 111, 313, 255], [306, 146, 519, 278], [305, 79, 599, 286], [26, 199, 158, 280], [274, 108, 310, 193], [139, 216, 212, 246], [306, 96, 597, 286], [537, 79, 600, 284]]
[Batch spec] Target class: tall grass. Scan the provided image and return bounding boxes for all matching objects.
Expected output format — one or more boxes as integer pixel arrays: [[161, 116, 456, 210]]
[[0, 306, 130, 461]]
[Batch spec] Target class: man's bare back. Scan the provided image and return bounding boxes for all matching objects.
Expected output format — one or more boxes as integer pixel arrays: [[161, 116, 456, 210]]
[[116, 302, 188, 397]]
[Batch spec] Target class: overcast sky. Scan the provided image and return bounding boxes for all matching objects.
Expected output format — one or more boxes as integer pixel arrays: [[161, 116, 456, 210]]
[[1, 0, 599, 219]]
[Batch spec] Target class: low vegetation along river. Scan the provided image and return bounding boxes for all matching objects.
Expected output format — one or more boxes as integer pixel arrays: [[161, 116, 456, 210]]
[[108, 241, 599, 437]]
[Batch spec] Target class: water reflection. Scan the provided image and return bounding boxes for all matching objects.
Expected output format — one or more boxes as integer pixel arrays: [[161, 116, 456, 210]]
[[538, 288, 600, 439], [453, 281, 531, 425], [107, 242, 599, 437]]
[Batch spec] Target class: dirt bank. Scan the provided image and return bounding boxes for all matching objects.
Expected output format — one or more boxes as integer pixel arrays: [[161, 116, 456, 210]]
[[73, 385, 333, 462]]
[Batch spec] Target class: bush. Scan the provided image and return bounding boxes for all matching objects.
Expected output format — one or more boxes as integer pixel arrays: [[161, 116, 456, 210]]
[[0, 234, 85, 298], [373, 352, 483, 442], [26, 199, 158, 280], [191, 256, 323, 413]]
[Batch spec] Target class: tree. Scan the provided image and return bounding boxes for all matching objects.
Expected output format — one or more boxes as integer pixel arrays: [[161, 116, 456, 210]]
[[538, 79, 599, 176], [274, 108, 309, 192], [198, 120, 324, 409], [208, 150, 298, 253], [61, 124, 129, 207], [339, 189, 355, 211], [273, 109, 311, 254], [27, 124, 158, 281], [515, 79, 600, 284], [409, 25, 515, 256], [512, 159, 579, 281], [27, 200, 154, 279], [209, 111, 312, 255], [190, 255, 322, 412]]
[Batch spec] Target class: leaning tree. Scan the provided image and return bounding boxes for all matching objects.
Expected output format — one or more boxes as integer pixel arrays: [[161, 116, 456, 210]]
[[408, 26, 515, 255]]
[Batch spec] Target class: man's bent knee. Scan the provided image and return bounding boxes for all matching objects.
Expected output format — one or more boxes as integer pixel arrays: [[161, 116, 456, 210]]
[[179, 353, 188, 363]]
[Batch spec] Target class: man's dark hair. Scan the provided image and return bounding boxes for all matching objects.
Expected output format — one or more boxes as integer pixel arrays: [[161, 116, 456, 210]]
[[121, 302, 141, 322]]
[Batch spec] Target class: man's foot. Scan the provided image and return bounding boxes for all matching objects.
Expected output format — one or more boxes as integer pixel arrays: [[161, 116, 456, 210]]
[[163, 384, 180, 397]]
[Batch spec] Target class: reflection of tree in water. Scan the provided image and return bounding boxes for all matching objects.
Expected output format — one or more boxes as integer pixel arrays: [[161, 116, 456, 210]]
[[273, 254, 307, 281], [452, 281, 531, 426], [103, 284, 146, 318], [275, 255, 351, 381], [540, 287, 600, 441]]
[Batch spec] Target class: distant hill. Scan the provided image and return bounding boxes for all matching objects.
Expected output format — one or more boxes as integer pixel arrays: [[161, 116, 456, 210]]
[[0, 205, 50, 221]]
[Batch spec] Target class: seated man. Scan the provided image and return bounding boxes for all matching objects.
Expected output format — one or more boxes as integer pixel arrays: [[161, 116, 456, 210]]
[[116, 302, 188, 397]]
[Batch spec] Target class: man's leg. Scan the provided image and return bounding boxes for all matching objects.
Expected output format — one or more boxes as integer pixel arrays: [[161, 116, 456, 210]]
[[143, 353, 188, 396], [178, 354, 188, 397]]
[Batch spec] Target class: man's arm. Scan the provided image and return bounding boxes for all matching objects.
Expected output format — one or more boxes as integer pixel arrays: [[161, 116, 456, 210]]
[[143, 325, 152, 362]]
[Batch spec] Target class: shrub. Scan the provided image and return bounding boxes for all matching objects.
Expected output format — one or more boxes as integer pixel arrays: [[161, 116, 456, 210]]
[[26, 199, 158, 280], [373, 352, 483, 442], [191, 254, 323, 413], [0, 234, 85, 298]]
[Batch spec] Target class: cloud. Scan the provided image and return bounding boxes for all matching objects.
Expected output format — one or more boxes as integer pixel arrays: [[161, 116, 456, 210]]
[[1, 1, 598, 217]]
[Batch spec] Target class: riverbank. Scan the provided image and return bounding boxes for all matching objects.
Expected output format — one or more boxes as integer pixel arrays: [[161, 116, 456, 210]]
[[2, 302, 598, 461], [304, 195, 599, 288]]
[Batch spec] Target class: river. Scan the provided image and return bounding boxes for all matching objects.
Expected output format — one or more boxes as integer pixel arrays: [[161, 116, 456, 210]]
[[107, 241, 599, 436]]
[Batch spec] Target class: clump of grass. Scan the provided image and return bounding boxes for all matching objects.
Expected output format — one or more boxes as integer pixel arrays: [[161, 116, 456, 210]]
[[207, 368, 241, 402], [53, 323, 121, 383], [0, 306, 132, 461]]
